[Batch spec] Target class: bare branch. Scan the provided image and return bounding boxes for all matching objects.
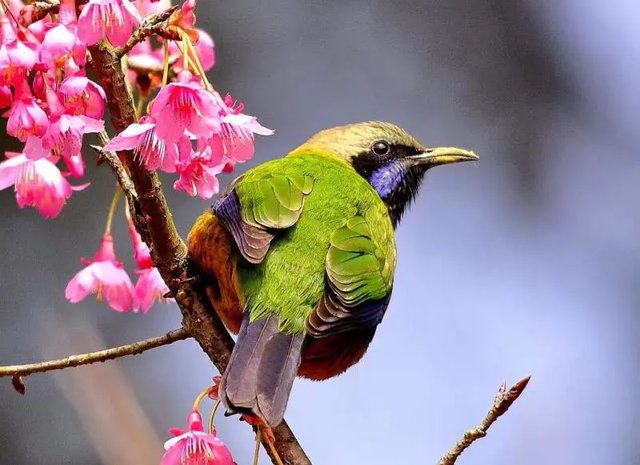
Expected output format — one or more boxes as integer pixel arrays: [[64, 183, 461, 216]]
[[88, 33, 312, 465], [0, 328, 190, 378], [114, 6, 179, 59], [92, 131, 142, 225], [437, 376, 531, 465]]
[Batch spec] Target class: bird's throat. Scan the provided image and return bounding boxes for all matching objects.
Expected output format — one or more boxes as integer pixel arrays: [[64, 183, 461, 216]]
[[369, 161, 425, 227]]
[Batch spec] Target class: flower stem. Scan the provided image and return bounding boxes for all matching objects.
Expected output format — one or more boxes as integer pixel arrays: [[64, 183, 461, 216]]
[[162, 40, 170, 86], [191, 386, 214, 412], [177, 30, 214, 92], [135, 95, 146, 120], [208, 399, 221, 433], [253, 428, 262, 465], [104, 187, 122, 234]]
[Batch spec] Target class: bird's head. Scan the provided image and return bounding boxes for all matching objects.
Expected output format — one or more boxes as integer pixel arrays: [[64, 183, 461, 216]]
[[291, 121, 478, 226]]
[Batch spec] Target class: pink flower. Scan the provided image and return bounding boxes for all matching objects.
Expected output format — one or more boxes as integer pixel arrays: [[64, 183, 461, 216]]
[[0, 30, 38, 86], [173, 146, 223, 199], [6, 81, 48, 142], [24, 87, 104, 176], [40, 0, 85, 69], [202, 94, 273, 164], [127, 218, 171, 313], [105, 117, 180, 172], [135, 267, 170, 313], [77, 0, 142, 47], [162, 411, 234, 465], [60, 75, 106, 119], [0, 152, 88, 218], [149, 72, 221, 143], [65, 233, 135, 312]]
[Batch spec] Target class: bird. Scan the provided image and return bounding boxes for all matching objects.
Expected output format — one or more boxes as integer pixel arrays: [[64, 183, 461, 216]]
[[187, 121, 477, 429]]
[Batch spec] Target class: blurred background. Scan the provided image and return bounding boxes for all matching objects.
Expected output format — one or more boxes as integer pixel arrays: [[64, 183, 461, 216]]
[[1, 0, 639, 464]]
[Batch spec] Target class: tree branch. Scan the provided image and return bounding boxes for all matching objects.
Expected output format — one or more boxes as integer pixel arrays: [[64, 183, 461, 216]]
[[87, 39, 311, 465], [114, 6, 179, 59], [437, 376, 531, 465], [0, 328, 190, 378]]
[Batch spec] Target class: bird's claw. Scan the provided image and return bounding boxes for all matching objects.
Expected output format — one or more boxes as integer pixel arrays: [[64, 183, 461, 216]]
[[241, 414, 276, 444]]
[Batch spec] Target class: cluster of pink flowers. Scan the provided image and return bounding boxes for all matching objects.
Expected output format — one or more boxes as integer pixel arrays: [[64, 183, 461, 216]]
[[0, 0, 107, 217], [65, 215, 171, 313], [0, 0, 271, 315]]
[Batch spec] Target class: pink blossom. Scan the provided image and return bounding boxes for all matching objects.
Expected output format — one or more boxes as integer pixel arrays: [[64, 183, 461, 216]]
[[77, 0, 142, 47], [24, 87, 104, 176], [60, 76, 106, 119], [0, 152, 88, 218], [105, 117, 181, 172], [134, 267, 170, 313], [65, 233, 135, 312], [149, 72, 221, 143], [0, 30, 38, 86], [173, 146, 223, 199], [202, 94, 273, 163], [40, 0, 84, 69], [127, 218, 171, 313], [162, 411, 234, 465], [6, 81, 48, 142]]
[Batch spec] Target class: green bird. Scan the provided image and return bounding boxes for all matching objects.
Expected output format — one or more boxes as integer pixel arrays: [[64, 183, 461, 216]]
[[188, 121, 477, 427]]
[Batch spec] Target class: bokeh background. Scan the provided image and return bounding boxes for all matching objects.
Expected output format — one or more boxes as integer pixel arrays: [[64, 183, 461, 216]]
[[1, 1, 639, 464]]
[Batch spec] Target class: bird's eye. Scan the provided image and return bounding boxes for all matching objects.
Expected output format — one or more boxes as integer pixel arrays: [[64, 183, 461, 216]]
[[372, 141, 390, 156]]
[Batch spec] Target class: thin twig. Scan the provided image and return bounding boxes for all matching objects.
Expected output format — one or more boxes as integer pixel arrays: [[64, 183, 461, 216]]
[[115, 6, 179, 59], [437, 376, 531, 465], [92, 132, 142, 226], [93, 133, 138, 204], [0, 328, 190, 378]]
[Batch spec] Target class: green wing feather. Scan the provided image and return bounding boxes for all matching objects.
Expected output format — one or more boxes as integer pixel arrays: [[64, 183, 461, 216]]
[[327, 216, 394, 304], [306, 214, 396, 336], [237, 173, 314, 230]]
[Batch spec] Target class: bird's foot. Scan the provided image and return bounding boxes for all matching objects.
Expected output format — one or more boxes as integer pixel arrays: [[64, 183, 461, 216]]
[[241, 414, 282, 465]]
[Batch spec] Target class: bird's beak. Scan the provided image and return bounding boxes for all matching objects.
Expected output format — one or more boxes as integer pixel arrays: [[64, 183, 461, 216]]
[[408, 147, 478, 167]]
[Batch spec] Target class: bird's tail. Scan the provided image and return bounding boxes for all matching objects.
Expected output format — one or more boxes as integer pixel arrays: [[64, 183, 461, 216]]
[[220, 313, 304, 427]]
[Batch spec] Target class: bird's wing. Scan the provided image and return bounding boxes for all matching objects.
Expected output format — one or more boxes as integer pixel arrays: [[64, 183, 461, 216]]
[[215, 173, 314, 264], [306, 215, 395, 337]]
